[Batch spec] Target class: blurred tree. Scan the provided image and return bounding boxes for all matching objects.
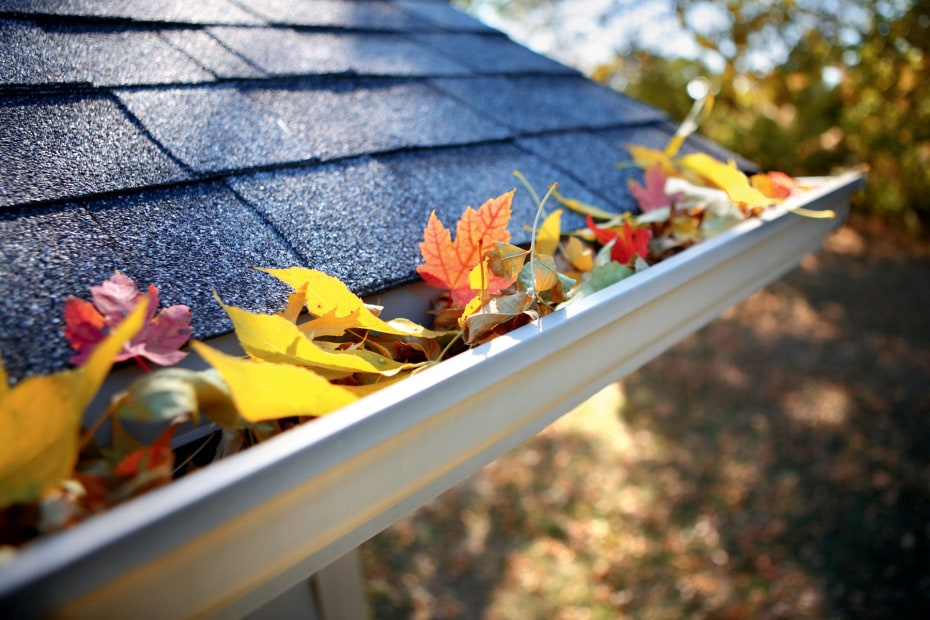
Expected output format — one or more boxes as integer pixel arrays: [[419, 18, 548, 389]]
[[459, 0, 930, 231], [605, 0, 930, 231]]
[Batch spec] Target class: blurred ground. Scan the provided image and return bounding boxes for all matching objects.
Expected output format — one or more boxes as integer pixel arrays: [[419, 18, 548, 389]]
[[361, 214, 930, 619]]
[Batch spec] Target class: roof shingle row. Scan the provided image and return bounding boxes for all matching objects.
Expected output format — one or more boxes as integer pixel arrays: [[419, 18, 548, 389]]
[[0, 0, 749, 381]]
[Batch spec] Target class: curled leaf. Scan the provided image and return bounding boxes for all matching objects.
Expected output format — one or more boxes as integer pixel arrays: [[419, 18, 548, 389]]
[[462, 292, 537, 346], [112, 368, 240, 429]]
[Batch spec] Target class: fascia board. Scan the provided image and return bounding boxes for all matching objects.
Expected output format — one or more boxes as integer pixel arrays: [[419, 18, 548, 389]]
[[0, 172, 864, 619]]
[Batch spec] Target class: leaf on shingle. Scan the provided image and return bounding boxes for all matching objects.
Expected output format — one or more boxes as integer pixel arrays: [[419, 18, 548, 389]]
[[64, 272, 192, 367], [678, 153, 776, 207]]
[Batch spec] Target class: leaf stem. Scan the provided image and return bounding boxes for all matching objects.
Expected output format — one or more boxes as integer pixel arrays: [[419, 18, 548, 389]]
[[78, 402, 117, 453], [528, 182, 559, 299]]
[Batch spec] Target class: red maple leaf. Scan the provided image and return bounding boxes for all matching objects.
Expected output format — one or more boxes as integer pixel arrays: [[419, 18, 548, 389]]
[[628, 164, 684, 212], [114, 420, 180, 477], [417, 190, 515, 307], [586, 215, 652, 266], [64, 272, 192, 367]]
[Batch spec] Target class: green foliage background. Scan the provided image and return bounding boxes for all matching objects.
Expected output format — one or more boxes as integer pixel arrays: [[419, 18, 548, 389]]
[[460, 0, 930, 233]]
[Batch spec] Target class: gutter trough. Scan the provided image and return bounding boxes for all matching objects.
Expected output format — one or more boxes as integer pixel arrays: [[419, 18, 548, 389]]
[[0, 172, 864, 618]]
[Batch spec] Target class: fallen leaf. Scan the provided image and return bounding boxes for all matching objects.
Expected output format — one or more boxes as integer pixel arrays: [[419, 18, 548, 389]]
[[535, 209, 562, 256], [678, 153, 776, 208], [625, 144, 678, 177], [462, 292, 537, 346], [562, 237, 594, 272], [750, 171, 799, 199], [216, 295, 411, 378], [112, 368, 240, 429], [628, 165, 683, 212], [64, 272, 192, 367], [565, 262, 635, 305], [191, 342, 359, 422], [261, 267, 438, 338], [417, 191, 515, 307], [0, 302, 147, 509], [114, 420, 180, 477], [586, 216, 651, 266]]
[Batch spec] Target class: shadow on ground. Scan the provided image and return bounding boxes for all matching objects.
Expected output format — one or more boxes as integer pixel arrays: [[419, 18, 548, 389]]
[[362, 215, 930, 619]]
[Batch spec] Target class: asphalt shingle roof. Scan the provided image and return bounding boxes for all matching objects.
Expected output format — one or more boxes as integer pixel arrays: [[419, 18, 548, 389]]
[[0, 0, 752, 382]]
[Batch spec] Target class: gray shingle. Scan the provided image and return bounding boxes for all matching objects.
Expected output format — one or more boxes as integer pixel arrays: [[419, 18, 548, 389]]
[[119, 81, 513, 174], [432, 75, 666, 133], [243, 81, 512, 160], [41, 24, 215, 87], [209, 27, 471, 77], [233, 0, 428, 30], [158, 29, 266, 79], [85, 182, 300, 339], [395, 0, 495, 32], [0, 20, 80, 87], [0, 0, 265, 25], [415, 33, 577, 75], [228, 144, 608, 296], [0, 94, 190, 207], [116, 85, 308, 173], [0, 204, 121, 382]]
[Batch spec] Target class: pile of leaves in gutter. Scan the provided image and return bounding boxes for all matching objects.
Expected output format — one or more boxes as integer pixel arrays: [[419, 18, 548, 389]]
[[0, 136, 828, 555]]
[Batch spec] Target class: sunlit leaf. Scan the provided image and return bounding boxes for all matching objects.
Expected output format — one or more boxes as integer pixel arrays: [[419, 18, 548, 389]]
[[535, 209, 562, 256], [416, 191, 515, 307], [552, 187, 621, 220], [0, 303, 147, 508], [562, 237, 594, 272], [191, 342, 358, 422], [262, 267, 438, 338], [678, 153, 776, 207], [624, 144, 678, 177], [217, 297, 412, 378]]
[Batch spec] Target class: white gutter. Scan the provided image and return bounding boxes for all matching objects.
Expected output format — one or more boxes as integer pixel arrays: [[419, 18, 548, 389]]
[[0, 172, 864, 619]]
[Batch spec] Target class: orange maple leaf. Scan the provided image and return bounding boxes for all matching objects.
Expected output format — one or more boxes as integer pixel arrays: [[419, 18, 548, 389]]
[[417, 190, 515, 307]]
